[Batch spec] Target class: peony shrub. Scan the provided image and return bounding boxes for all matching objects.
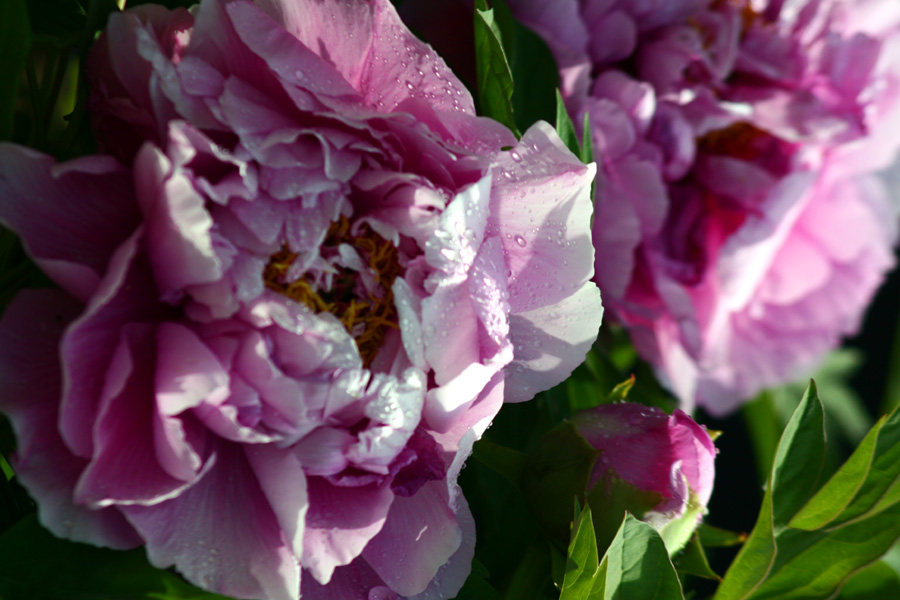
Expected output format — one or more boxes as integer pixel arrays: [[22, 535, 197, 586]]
[[0, 0, 602, 598]]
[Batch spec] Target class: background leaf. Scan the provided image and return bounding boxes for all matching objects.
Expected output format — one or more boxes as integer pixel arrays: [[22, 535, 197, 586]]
[[0, 0, 31, 140], [716, 382, 900, 599], [0, 516, 230, 599], [473, 0, 518, 134]]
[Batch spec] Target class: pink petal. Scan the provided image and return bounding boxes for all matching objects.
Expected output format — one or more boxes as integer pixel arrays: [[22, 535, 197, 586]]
[[122, 442, 300, 600], [302, 476, 394, 584], [505, 282, 604, 402], [361, 480, 462, 597], [0, 290, 140, 548], [60, 229, 163, 458], [134, 143, 223, 296], [489, 122, 597, 314], [258, 0, 475, 114], [245, 445, 309, 561], [0, 145, 140, 301], [74, 323, 207, 507]]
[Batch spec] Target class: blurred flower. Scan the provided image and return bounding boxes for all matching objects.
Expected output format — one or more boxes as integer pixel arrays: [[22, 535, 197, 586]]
[[0, 1, 601, 599], [510, 0, 900, 414], [572, 402, 716, 554]]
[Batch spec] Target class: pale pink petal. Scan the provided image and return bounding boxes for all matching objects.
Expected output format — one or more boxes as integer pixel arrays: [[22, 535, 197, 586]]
[[122, 442, 300, 600], [361, 480, 462, 597], [489, 122, 597, 314], [505, 282, 604, 402]]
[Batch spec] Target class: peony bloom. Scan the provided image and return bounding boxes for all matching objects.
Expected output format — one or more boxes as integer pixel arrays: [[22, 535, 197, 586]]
[[0, 1, 601, 599], [571, 402, 716, 554], [509, 0, 900, 414]]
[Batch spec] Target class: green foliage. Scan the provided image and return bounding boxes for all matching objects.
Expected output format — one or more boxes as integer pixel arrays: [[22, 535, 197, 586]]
[[675, 534, 720, 581], [521, 421, 599, 546], [0, 0, 31, 140], [473, 0, 518, 135], [453, 559, 502, 600], [837, 561, 900, 599], [0, 516, 230, 599], [559, 503, 601, 599], [555, 89, 579, 158], [716, 381, 900, 599], [487, 0, 558, 132], [560, 509, 684, 600]]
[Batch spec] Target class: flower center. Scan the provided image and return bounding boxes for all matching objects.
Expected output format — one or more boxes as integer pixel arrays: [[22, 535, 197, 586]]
[[263, 217, 402, 366]]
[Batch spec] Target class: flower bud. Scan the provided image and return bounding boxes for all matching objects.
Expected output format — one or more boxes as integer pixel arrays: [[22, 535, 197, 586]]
[[572, 403, 716, 554], [523, 402, 715, 555]]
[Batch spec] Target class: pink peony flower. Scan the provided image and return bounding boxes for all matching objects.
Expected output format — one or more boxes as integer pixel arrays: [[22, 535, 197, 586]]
[[0, 1, 601, 598], [510, 0, 900, 414], [571, 402, 716, 553]]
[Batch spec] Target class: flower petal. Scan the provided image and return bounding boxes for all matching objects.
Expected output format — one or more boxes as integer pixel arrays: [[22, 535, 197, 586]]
[[0, 290, 140, 548], [122, 442, 300, 600], [0, 145, 140, 301]]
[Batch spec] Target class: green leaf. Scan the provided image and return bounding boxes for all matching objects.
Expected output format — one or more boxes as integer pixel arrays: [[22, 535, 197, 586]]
[[555, 89, 579, 157], [521, 421, 599, 545], [560, 503, 602, 600], [473, 0, 518, 135], [837, 561, 900, 600], [597, 514, 685, 599], [0, 0, 31, 140], [697, 524, 746, 548], [769, 382, 827, 525], [580, 111, 594, 166], [716, 381, 900, 599], [0, 515, 230, 599], [486, 0, 558, 132], [585, 475, 662, 558], [453, 559, 502, 600], [504, 540, 555, 600], [675, 534, 720, 581], [471, 438, 526, 489]]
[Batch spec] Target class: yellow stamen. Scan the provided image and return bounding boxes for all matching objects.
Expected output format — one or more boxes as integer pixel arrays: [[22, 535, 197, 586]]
[[263, 217, 402, 366]]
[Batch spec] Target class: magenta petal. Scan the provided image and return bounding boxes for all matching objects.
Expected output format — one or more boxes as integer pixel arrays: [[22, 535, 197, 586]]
[[60, 229, 162, 458], [361, 480, 462, 597], [0, 290, 140, 548], [505, 282, 604, 402], [302, 476, 394, 585], [74, 323, 205, 507], [301, 557, 394, 600], [122, 442, 300, 600], [0, 145, 140, 301]]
